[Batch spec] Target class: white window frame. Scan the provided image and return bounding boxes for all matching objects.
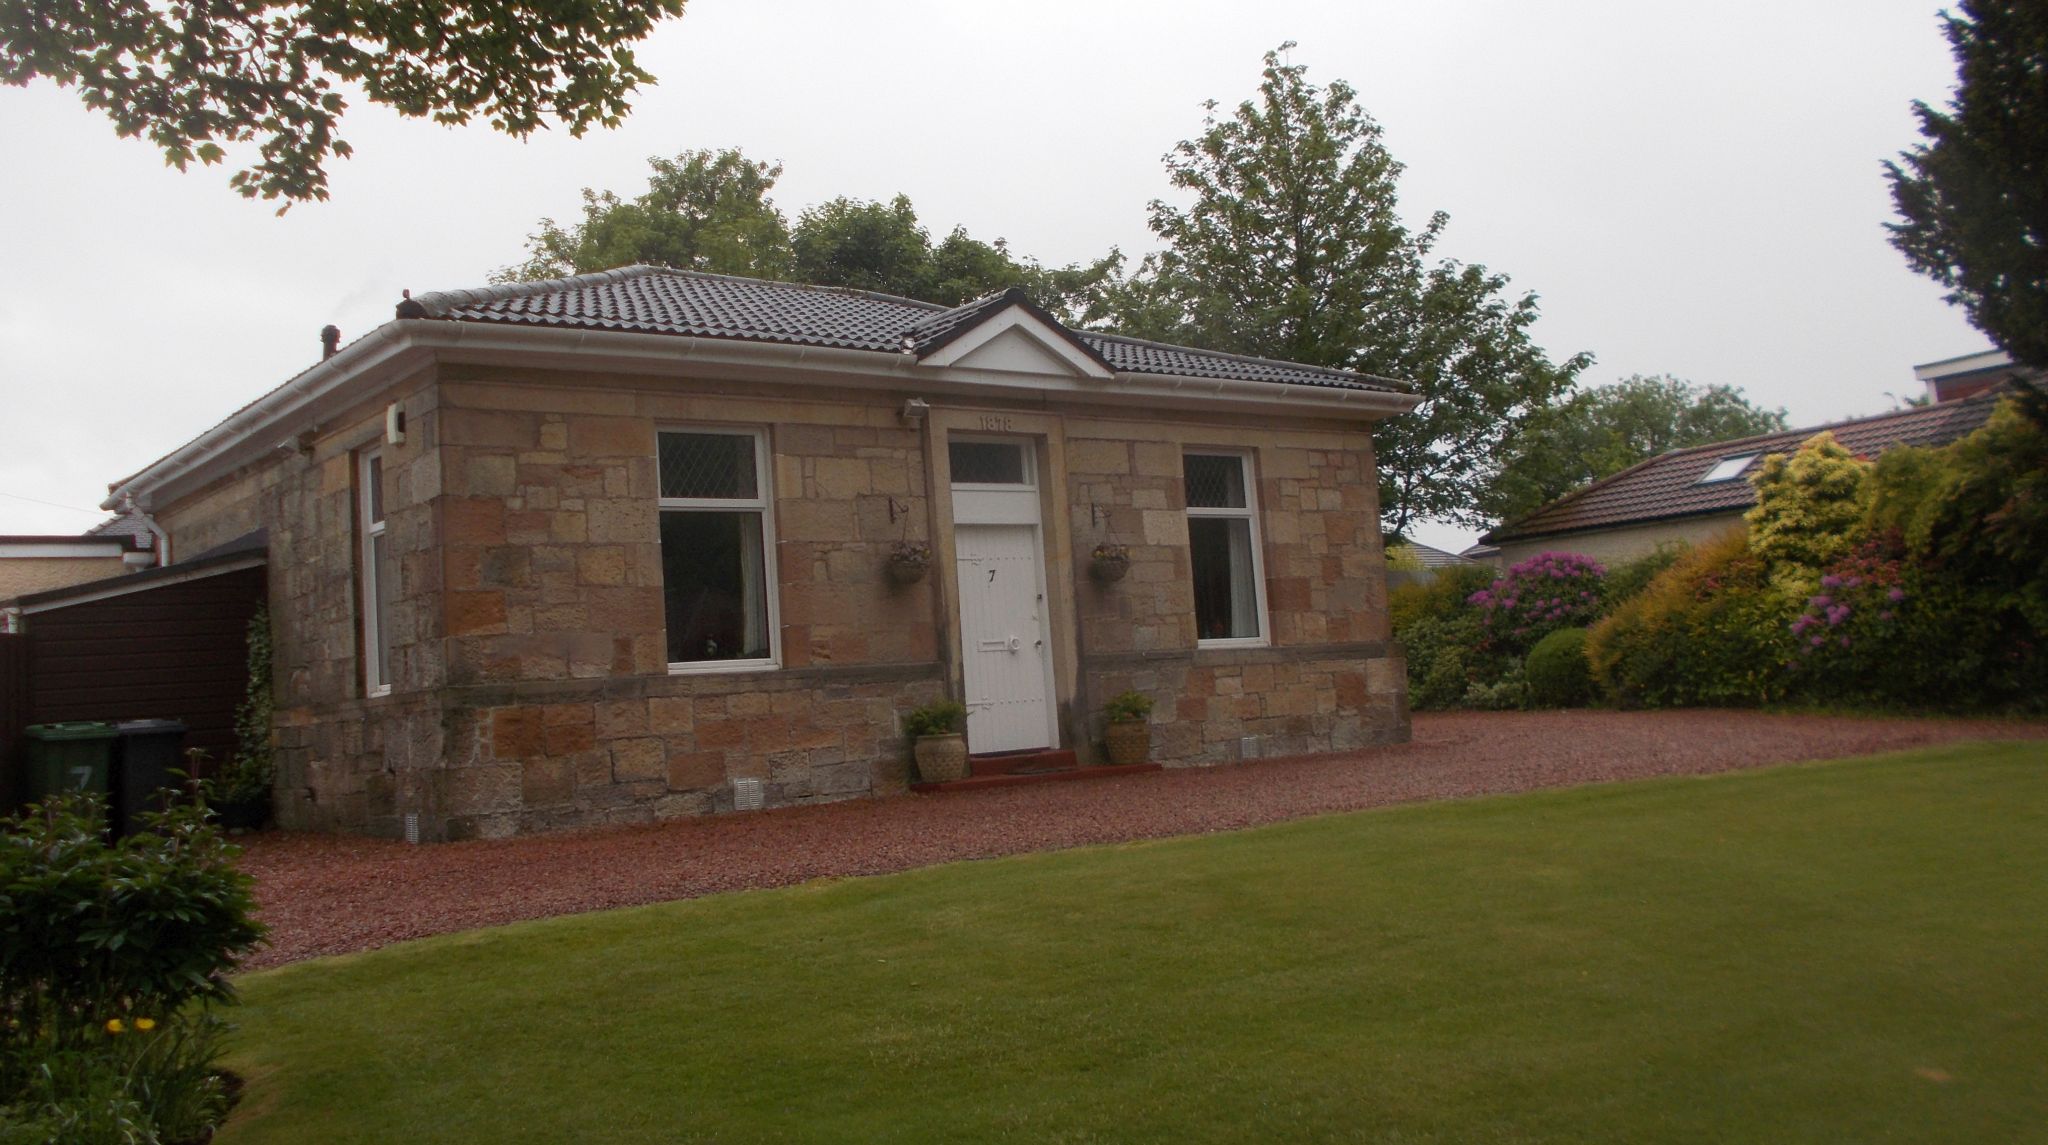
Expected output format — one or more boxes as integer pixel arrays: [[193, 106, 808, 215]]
[[1698, 452, 1762, 484], [358, 449, 392, 697], [1184, 450, 1270, 649], [659, 426, 781, 675]]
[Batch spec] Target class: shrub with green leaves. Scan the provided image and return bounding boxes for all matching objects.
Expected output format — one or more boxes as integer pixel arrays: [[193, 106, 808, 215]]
[[0, 794, 262, 1143], [1867, 401, 2048, 632], [1462, 664, 1529, 711], [1586, 532, 1797, 708], [1525, 628, 1594, 708], [1600, 545, 1688, 611], [1745, 431, 1871, 578]]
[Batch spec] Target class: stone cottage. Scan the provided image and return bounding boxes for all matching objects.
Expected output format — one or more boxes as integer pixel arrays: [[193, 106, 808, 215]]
[[100, 267, 1419, 839]]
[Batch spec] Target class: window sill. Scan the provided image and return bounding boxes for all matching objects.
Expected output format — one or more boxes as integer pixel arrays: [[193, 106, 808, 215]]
[[1195, 637, 1270, 651], [668, 659, 780, 676]]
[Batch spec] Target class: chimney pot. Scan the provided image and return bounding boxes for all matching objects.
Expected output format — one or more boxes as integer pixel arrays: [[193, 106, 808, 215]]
[[320, 324, 341, 359]]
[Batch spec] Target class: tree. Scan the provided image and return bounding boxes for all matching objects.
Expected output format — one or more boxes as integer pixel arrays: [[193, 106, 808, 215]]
[[1886, 0, 2048, 379], [1, 0, 685, 208], [1106, 44, 1589, 536], [497, 149, 790, 283], [1485, 375, 1790, 522], [790, 195, 938, 298], [1745, 432, 1871, 578], [501, 158, 1121, 310]]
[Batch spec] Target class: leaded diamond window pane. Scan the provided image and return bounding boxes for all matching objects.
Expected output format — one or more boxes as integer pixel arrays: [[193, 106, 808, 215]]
[[1184, 454, 1246, 509], [950, 440, 1028, 485], [660, 432, 757, 500]]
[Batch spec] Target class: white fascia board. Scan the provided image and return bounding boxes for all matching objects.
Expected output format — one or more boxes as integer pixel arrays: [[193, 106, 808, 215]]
[[111, 320, 1419, 511], [916, 306, 1114, 378], [1913, 349, 2011, 381], [0, 542, 126, 559]]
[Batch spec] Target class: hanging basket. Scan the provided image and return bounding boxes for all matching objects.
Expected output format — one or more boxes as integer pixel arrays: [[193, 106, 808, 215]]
[[1090, 544, 1130, 583], [887, 542, 932, 586]]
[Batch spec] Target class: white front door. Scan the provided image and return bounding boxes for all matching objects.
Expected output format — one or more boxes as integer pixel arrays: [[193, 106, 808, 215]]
[[954, 523, 1053, 754]]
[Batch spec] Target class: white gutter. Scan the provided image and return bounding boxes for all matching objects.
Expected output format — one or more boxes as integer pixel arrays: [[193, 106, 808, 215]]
[[108, 319, 1418, 515]]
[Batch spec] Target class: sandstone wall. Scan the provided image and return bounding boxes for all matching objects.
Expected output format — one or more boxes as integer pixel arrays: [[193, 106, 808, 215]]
[[424, 370, 946, 839], [1061, 415, 1405, 764], [155, 375, 445, 835], [154, 362, 1408, 839]]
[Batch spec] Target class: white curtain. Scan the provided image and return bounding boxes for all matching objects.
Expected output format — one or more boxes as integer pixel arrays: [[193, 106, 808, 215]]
[[739, 513, 766, 656], [1226, 519, 1257, 638]]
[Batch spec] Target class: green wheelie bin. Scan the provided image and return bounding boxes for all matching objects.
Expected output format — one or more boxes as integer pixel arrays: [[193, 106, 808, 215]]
[[22, 722, 120, 806]]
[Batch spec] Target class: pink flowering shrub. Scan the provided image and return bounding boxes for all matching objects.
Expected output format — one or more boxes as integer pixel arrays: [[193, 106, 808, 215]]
[[1781, 547, 1908, 700], [1467, 551, 1607, 656]]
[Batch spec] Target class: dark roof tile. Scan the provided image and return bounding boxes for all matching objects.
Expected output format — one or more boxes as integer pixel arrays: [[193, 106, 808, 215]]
[[413, 266, 1406, 394]]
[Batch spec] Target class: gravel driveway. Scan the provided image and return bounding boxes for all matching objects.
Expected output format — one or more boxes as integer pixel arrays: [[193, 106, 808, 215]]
[[237, 710, 2048, 969]]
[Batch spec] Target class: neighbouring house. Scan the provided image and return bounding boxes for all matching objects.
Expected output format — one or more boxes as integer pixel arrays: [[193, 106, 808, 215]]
[[1477, 353, 2030, 568], [1386, 541, 1481, 589], [84, 266, 1419, 839], [0, 509, 161, 611]]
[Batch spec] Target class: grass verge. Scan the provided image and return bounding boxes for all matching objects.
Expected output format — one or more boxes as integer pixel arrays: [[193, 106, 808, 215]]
[[219, 741, 2048, 1143]]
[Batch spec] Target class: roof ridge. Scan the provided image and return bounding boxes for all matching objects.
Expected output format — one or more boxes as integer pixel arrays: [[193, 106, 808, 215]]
[[411, 265, 665, 316], [1078, 330, 1410, 391], [415, 265, 953, 318], [1650, 388, 2003, 462], [902, 287, 1020, 336]]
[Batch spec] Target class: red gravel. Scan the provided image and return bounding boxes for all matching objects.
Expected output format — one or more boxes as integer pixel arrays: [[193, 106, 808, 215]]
[[237, 710, 2048, 969]]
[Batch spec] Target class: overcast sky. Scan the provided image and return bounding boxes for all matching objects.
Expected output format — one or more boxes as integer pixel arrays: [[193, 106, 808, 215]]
[[0, 0, 1983, 553]]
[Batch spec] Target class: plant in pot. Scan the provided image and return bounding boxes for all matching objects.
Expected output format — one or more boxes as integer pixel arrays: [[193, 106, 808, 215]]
[[1101, 689, 1154, 766], [1090, 542, 1130, 583], [903, 699, 969, 782], [887, 540, 932, 586]]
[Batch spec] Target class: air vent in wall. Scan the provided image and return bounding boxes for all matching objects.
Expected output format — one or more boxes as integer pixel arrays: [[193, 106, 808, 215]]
[[731, 777, 765, 812]]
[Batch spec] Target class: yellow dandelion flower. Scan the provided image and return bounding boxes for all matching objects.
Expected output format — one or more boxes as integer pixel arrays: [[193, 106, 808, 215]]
[[135, 1018, 157, 1032], [104, 1018, 125, 1035]]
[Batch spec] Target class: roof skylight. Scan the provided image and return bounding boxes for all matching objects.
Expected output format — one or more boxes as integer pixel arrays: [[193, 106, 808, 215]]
[[1698, 453, 1760, 484]]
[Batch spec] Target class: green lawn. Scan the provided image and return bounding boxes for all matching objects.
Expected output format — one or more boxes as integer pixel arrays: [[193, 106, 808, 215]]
[[220, 742, 2048, 1144]]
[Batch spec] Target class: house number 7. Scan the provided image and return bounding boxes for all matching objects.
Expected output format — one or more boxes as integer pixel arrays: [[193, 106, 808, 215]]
[[988, 568, 998, 583]]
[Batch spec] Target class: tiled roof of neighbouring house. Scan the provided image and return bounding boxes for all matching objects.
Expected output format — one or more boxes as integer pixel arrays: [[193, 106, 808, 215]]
[[1481, 389, 2007, 544], [1392, 541, 1479, 569], [406, 266, 1410, 395], [85, 508, 157, 548]]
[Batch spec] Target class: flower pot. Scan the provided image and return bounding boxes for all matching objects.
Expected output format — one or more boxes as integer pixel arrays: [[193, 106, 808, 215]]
[[1104, 721, 1150, 766], [1090, 554, 1130, 583], [913, 732, 969, 782]]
